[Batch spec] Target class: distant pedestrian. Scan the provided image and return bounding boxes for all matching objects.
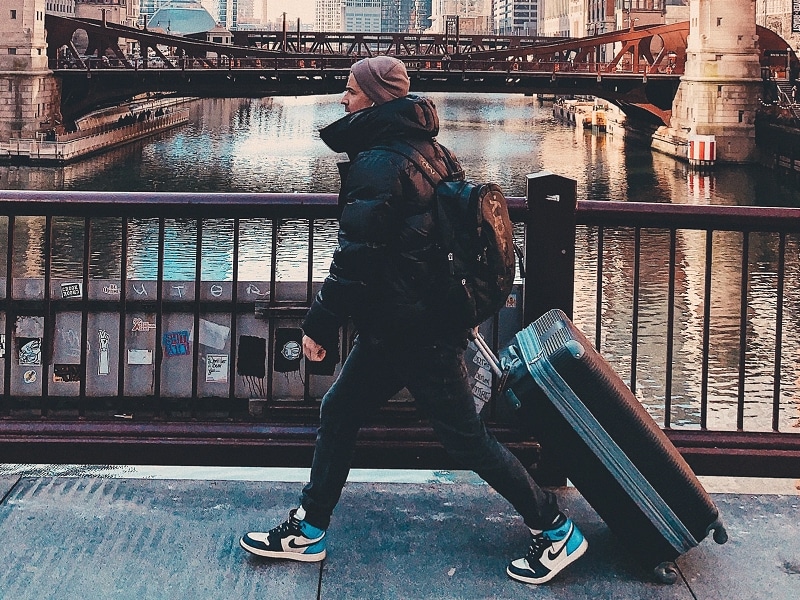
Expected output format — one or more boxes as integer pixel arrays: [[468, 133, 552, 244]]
[[792, 85, 797, 104], [239, 55, 588, 586]]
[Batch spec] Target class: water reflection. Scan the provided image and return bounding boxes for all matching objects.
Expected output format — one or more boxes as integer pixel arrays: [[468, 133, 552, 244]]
[[2, 95, 800, 433], [3, 94, 800, 205]]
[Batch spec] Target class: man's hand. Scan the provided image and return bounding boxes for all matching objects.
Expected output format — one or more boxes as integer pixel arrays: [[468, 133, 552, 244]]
[[303, 335, 327, 362]]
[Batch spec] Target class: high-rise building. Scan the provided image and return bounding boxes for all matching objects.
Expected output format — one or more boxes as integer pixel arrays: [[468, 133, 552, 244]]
[[215, 0, 238, 28], [139, 0, 168, 27], [381, 0, 426, 32], [493, 0, 537, 35], [316, 0, 343, 31], [344, 0, 382, 32]]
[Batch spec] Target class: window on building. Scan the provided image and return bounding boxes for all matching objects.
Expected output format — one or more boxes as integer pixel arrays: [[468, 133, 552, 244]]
[[11, 10, 17, 19], [8, 48, 16, 55]]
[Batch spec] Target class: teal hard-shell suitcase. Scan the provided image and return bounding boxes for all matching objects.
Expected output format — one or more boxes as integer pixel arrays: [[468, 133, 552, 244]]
[[482, 309, 728, 582]]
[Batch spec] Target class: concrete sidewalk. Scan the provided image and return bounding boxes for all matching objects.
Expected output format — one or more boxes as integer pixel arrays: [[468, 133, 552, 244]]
[[0, 469, 798, 600]]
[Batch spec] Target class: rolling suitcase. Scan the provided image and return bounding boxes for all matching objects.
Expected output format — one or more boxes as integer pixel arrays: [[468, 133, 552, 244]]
[[472, 308, 728, 583]]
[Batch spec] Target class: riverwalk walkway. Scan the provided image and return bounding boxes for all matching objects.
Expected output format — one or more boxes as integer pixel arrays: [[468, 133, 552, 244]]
[[0, 466, 797, 599]]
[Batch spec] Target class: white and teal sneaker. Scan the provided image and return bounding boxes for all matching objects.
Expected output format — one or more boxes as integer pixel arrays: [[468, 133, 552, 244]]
[[507, 513, 587, 584], [240, 507, 327, 562]]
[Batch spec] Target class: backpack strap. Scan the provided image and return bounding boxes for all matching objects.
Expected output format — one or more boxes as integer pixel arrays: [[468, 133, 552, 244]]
[[375, 140, 461, 189]]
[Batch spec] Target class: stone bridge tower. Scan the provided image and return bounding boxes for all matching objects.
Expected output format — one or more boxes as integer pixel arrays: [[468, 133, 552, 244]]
[[662, 0, 761, 163], [0, 0, 61, 141]]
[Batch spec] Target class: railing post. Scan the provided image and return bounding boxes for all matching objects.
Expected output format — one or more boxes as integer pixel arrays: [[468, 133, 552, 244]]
[[523, 171, 577, 325], [523, 172, 577, 487]]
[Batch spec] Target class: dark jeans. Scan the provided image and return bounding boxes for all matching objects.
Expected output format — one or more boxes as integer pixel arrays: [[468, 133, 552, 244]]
[[300, 334, 559, 531]]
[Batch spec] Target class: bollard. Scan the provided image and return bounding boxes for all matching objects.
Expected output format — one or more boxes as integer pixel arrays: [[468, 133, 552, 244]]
[[523, 171, 577, 325], [523, 172, 577, 487]]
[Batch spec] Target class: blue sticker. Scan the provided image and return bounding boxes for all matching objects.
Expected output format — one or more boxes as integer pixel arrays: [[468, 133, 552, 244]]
[[163, 331, 190, 357]]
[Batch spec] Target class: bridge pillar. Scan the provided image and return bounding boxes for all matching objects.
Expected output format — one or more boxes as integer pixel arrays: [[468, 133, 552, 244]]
[[0, 0, 62, 141], [654, 0, 761, 163]]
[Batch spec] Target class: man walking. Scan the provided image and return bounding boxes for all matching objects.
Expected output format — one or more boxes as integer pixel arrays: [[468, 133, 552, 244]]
[[240, 56, 587, 585]]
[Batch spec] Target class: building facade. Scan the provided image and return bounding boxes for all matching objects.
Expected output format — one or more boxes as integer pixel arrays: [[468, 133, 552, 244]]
[[344, 0, 382, 31], [427, 0, 491, 34], [316, 0, 342, 31], [75, 0, 139, 28], [493, 0, 537, 35], [45, 0, 76, 16], [538, 0, 570, 36], [756, 0, 800, 50]]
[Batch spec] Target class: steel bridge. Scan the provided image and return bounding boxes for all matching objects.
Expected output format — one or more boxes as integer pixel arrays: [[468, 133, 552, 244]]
[[44, 16, 797, 127]]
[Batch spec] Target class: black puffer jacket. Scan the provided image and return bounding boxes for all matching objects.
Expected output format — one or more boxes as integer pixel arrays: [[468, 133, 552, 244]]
[[301, 95, 464, 353]]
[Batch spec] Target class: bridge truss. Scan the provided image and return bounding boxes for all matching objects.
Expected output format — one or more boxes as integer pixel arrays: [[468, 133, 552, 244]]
[[44, 16, 798, 127]]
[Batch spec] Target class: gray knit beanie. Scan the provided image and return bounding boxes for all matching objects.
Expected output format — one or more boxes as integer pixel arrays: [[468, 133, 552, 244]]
[[350, 56, 410, 105]]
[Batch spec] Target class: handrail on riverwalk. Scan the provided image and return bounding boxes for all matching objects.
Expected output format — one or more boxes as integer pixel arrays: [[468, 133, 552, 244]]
[[0, 178, 798, 479]]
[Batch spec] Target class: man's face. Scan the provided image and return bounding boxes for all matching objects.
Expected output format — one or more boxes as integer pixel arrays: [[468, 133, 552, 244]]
[[341, 74, 374, 113]]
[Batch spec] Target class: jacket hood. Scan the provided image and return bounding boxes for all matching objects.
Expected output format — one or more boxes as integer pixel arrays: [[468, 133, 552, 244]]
[[319, 95, 439, 157]]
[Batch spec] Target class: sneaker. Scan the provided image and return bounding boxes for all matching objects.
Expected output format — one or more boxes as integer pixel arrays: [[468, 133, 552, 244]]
[[506, 513, 587, 584], [240, 507, 327, 562]]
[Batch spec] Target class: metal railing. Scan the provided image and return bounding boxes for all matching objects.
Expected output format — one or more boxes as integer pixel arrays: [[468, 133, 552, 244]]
[[0, 175, 797, 478], [568, 198, 800, 478]]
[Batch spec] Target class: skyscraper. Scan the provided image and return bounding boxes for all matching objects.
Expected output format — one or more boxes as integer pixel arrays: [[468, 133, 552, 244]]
[[316, 0, 342, 31], [344, 0, 383, 32], [382, 0, 429, 32], [493, 0, 537, 35]]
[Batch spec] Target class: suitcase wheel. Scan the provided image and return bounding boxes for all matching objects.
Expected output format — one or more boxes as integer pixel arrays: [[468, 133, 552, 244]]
[[708, 518, 729, 544], [653, 562, 679, 585]]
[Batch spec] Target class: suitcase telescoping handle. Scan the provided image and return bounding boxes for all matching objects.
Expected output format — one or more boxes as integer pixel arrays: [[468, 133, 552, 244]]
[[468, 329, 519, 408]]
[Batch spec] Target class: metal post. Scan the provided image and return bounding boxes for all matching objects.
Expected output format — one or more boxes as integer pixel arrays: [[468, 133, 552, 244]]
[[522, 172, 577, 487], [523, 172, 577, 325], [282, 13, 287, 54]]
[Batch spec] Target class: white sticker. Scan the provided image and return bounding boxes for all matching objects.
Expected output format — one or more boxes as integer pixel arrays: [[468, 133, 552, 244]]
[[61, 282, 82, 299], [472, 351, 489, 370], [472, 380, 492, 403], [198, 319, 230, 350], [98, 330, 110, 375], [18, 338, 42, 366], [474, 366, 493, 388], [206, 354, 229, 383], [132, 318, 157, 332], [127, 349, 153, 365], [472, 380, 492, 413]]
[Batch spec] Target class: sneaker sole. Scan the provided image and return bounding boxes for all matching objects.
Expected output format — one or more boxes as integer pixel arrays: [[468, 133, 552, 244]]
[[506, 537, 588, 585], [239, 538, 326, 562]]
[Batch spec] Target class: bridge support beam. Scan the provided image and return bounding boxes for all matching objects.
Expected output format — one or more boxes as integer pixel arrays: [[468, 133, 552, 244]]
[[0, 0, 61, 142], [653, 0, 762, 163]]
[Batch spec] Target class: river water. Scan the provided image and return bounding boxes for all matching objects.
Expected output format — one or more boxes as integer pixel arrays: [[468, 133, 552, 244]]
[[1, 93, 799, 433]]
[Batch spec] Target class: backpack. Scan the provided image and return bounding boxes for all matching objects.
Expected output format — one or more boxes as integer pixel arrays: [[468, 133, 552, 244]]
[[381, 141, 517, 329]]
